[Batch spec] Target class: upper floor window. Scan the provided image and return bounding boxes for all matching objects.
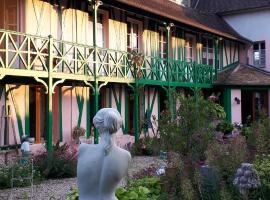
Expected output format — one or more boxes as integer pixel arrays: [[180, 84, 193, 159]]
[[253, 41, 265, 68], [0, 0, 18, 31], [185, 34, 195, 62], [202, 37, 214, 65], [159, 27, 167, 59], [97, 13, 105, 47], [127, 18, 141, 53]]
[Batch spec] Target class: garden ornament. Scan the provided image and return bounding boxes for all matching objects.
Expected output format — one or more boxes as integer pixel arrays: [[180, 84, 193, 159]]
[[233, 163, 261, 199], [156, 166, 166, 176], [77, 108, 131, 200]]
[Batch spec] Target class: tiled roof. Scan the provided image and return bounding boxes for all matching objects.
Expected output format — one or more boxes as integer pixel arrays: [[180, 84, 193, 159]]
[[104, 0, 249, 42], [191, 0, 270, 14], [215, 64, 270, 86]]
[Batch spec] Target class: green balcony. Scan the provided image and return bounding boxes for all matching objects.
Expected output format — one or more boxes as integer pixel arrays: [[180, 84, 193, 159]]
[[0, 29, 214, 88]]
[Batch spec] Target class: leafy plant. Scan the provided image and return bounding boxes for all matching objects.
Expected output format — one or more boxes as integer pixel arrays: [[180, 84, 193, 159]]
[[206, 135, 247, 185], [253, 154, 270, 198], [216, 121, 234, 134], [72, 126, 86, 144], [116, 177, 162, 200], [159, 94, 225, 162], [245, 113, 270, 156], [67, 187, 79, 200], [34, 142, 77, 179], [0, 161, 43, 189]]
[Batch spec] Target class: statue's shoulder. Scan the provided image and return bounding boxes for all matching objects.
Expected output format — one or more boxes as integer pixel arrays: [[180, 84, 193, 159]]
[[79, 143, 100, 155], [115, 146, 131, 161]]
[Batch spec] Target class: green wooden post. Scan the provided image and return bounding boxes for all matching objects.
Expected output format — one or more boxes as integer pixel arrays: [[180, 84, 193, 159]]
[[91, 0, 102, 144], [93, 82, 99, 144], [165, 23, 174, 114], [86, 88, 91, 138], [4, 85, 9, 145], [223, 88, 232, 122], [58, 86, 63, 142], [47, 35, 53, 152], [25, 86, 29, 136], [134, 84, 139, 143], [124, 86, 128, 134]]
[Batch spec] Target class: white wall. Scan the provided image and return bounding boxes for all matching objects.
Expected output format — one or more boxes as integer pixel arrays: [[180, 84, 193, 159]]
[[223, 10, 270, 70], [231, 89, 242, 124]]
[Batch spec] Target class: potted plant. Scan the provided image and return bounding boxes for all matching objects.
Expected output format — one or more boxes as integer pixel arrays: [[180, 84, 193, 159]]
[[72, 126, 86, 144], [216, 121, 234, 135]]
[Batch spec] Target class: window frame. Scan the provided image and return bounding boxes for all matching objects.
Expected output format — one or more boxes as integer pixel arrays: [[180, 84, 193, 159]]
[[202, 37, 214, 66], [158, 26, 167, 59], [253, 41, 266, 68], [127, 17, 143, 53], [185, 33, 196, 62]]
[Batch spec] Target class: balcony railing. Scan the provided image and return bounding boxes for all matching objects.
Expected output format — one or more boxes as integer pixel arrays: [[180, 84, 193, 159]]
[[0, 29, 214, 87]]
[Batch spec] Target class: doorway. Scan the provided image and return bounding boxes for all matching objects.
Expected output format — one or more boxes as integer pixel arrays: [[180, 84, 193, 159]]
[[241, 90, 269, 124], [29, 86, 46, 143]]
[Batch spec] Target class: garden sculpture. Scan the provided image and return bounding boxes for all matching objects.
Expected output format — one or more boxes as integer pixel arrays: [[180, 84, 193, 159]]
[[233, 163, 261, 199], [77, 108, 131, 200]]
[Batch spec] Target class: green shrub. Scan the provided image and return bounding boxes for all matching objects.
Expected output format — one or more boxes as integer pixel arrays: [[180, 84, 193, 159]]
[[253, 155, 270, 198], [67, 177, 163, 200], [180, 177, 196, 200], [0, 161, 43, 189], [216, 121, 234, 134], [66, 187, 79, 200], [34, 142, 77, 179], [159, 94, 225, 162], [206, 135, 247, 184], [244, 113, 270, 156]]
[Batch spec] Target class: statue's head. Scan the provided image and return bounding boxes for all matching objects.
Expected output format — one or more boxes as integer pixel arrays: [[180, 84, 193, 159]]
[[93, 108, 123, 135]]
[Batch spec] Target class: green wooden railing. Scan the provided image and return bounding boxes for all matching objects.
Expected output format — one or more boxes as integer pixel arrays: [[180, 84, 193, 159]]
[[0, 29, 214, 87]]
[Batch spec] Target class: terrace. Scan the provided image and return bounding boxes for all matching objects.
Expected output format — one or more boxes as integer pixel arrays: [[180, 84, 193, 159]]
[[0, 29, 214, 89]]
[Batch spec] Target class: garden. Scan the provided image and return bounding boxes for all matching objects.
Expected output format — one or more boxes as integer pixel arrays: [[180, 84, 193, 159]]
[[1, 93, 270, 200]]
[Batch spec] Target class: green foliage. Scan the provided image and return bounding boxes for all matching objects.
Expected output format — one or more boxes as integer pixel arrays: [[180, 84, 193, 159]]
[[216, 120, 234, 133], [0, 161, 42, 189], [66, 177, 163, 200], [245, 113, 270, 155], [219, 186, 233, 200], [116, 177, 162, 200], [253, 155, 270, 197], [206, 135, 247, 184], [34, 142, 77, 179], [159, 94, 225, 162], [180, 177, 196, 200], [66, 187, 79, 200]]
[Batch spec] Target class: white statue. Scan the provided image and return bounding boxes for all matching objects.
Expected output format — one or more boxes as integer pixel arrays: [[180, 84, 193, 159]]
[[77, 108, 131, 200]]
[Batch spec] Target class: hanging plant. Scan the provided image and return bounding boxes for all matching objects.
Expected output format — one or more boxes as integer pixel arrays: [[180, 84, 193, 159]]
[[72, 126, 86, 144], [130, 50, 145, 78]]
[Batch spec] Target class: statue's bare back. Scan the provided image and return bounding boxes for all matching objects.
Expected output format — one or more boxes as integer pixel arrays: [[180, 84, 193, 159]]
[[77, 108, 131, 200]]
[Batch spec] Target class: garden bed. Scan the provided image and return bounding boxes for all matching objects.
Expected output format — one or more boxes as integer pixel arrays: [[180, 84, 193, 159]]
[[0, 156, 165, 199]]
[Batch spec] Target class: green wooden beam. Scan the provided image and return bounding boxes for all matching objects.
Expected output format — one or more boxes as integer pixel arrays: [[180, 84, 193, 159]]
[[8, 86, 24, 139], [75, 87, 85, 127], [58, 86, 63, 142], [223, 88, 232, 122], [124, 86, 128, 134], [47, 36, 54, 152], [24, 86, 29, 136], [233, 42, 237, 63], [86, 87, 91, 138], [224, 41, 228, 67]]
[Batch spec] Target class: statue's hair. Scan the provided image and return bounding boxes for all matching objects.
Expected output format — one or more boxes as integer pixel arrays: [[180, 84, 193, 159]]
[[93, 108, 123, 155]]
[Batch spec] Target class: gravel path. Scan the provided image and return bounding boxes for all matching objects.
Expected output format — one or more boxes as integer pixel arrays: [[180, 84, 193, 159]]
[[0, 156, 166, 200]]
